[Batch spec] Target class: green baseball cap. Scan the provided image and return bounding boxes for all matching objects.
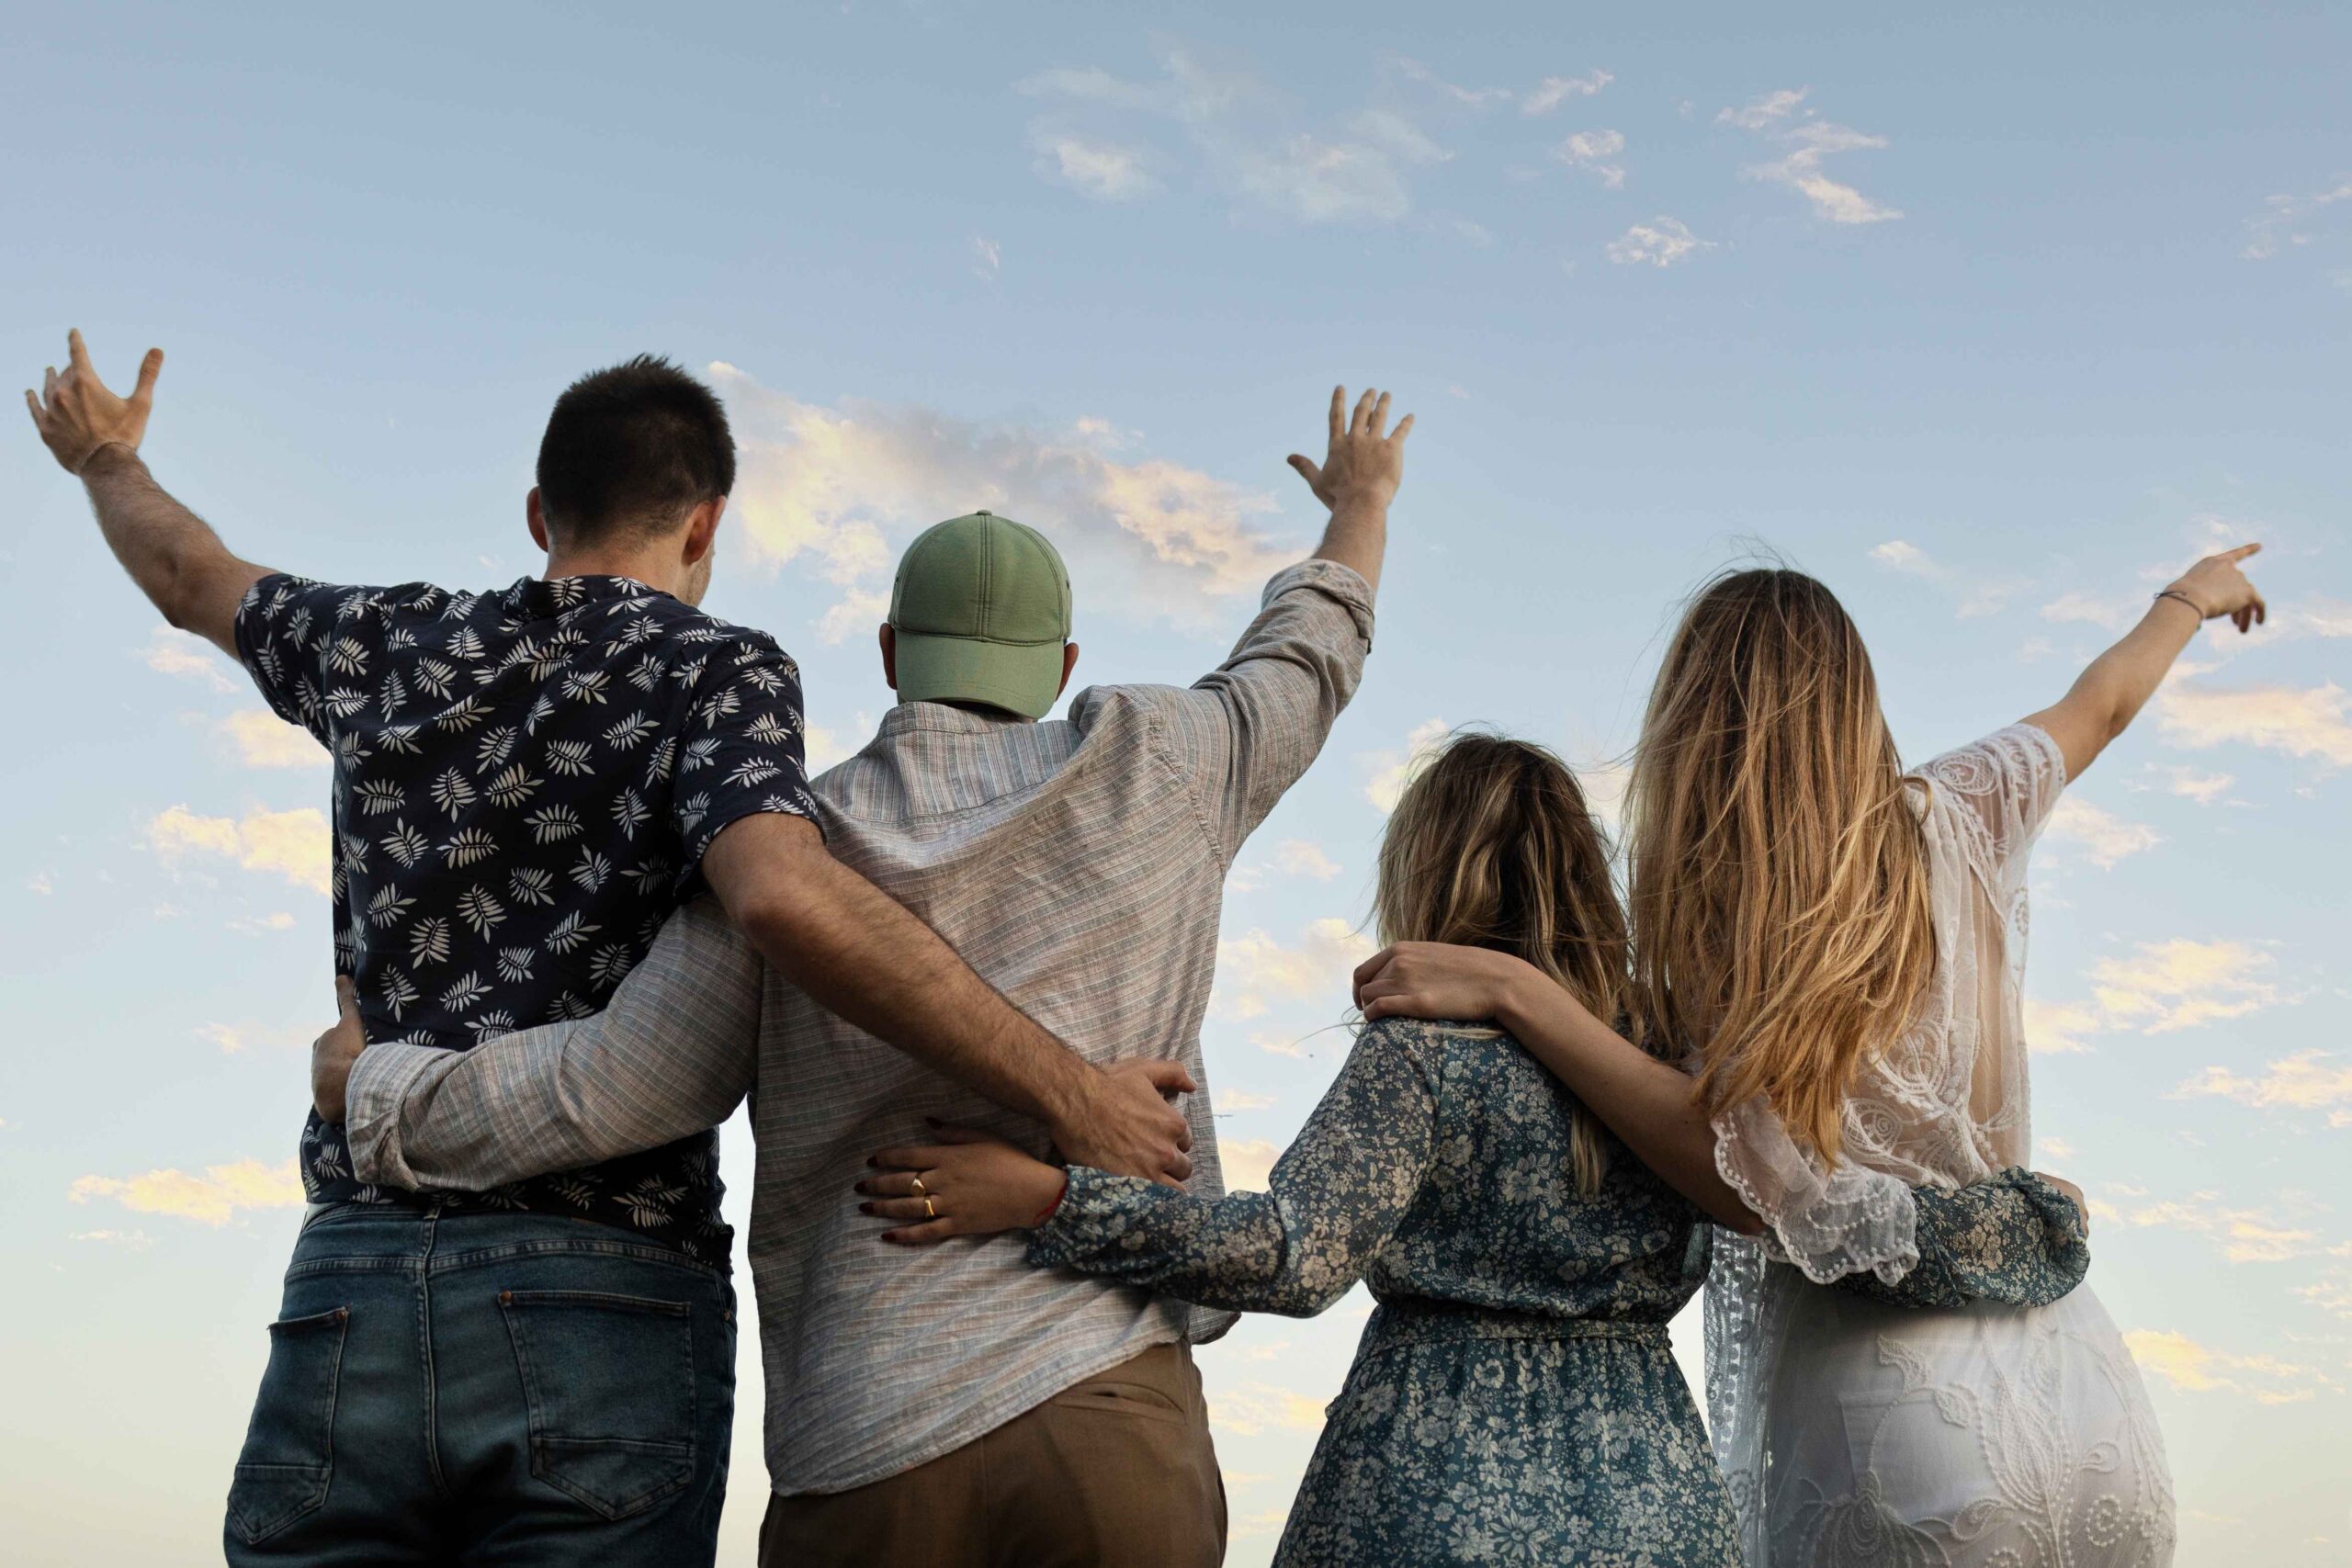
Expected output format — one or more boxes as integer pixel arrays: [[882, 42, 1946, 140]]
[[888, 511, 1072, 718]]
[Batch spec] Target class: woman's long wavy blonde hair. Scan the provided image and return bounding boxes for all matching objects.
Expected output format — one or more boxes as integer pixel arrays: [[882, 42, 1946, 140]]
[[1626, 569, 1934, 1162], [1376, 731, 1639, 1192]]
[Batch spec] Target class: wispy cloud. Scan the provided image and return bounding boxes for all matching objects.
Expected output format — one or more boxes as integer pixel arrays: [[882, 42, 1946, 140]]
[[1212, 917, 1374, 1020], [2156, 680, 2352, 770], [2029, 937, 2282, 1052], [2097, 1188, 2324, 1265], [70, 1157, 306, 1226], [2046, 795, 2164, 869], [1272, 839, 1341, 881], [1866, 539, 2027, 618], [2241, 176, 2352, 261], [970, 235, 1002, 279], [1555, 129, 1626, 189], [2173, 1049, 2352, 1128], [1522, 71, 1613, 116], [1210, 1381, 1331, 1436], [2134, 765, 2237, 807], [1719, 86, 1901, 224], [217, 709, 328, 770], [710, 364, 1302, 642], [147, 804, 333, 895], [2124, 1328, 2326, 1403], [1221, 1137, 1280, 1191], [1022, 46, 1441, 225], [1607, 217, 1713, 267], [141, 626, 236, 693], [1361, 717, 1451, 810]]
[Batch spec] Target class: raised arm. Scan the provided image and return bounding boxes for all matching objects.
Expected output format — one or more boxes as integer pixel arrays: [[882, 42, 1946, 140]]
[[862, 1021, 1442, 1318], [1359, 944, 2098, 1307], [2024, 543, 2267, 781], [26, 333, 271, 656], [700, 813, 1196, 1186], [330, 900, 763, 1191], [1151, 387, 1401, 859]]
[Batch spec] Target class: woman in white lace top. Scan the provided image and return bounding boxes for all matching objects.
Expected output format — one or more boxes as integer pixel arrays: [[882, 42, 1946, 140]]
[[1357, 543, 2268, 1566]]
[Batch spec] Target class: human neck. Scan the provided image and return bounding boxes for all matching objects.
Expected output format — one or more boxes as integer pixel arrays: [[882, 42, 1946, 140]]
[[541, 546, 684, 600]]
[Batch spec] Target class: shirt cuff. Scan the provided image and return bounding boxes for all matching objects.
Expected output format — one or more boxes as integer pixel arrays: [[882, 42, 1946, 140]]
[[1261, 558, 1376, 648], [345, 1042, 463, 1189]]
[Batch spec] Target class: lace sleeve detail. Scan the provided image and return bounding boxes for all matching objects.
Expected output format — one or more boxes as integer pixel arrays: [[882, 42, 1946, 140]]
[[1712, 1095, 1921, 1285], [1914, 721, 2069, 871]]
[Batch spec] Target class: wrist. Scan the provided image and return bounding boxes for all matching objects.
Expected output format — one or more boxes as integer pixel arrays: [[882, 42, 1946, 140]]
[[2153, 585, 2206, 621], [74, 440, 141, 479]]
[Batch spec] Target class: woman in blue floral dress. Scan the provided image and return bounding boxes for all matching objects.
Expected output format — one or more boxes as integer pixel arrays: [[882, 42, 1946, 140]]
[[863, 733, 1741, 1566]]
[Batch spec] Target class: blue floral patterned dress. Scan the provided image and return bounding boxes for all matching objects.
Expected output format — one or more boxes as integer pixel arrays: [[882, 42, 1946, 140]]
[[1028, 1017, 1740, 1567]]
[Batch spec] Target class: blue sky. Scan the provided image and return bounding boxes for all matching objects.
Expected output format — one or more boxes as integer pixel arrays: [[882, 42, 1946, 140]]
[[4, 4, 2348, 1562]]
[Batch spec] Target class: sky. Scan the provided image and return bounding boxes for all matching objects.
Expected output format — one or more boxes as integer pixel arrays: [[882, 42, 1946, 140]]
[[3, 3, 2348, 1562]]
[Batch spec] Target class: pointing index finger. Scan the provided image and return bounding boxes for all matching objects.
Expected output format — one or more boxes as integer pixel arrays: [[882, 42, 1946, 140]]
[[2222, 542, 2262, 562]]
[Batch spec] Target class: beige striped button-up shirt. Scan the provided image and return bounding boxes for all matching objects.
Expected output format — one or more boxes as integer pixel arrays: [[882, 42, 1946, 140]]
[[344, 558, 1374, 1495]]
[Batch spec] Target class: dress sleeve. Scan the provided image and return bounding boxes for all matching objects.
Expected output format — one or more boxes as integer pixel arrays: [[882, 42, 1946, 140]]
[[1836, 1168, 2090, 1309], [1713, 1094, 1923, 1286], [1026, 1019, 1436, 1316], [1913, 722, 2069, 873]]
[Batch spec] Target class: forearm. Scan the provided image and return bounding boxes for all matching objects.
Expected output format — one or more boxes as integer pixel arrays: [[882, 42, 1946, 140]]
[[729, 842, 1095, 1132], [345, 901, 761, 1190], [79, 446, 266, 655], [1310, 498, 1388, 596], [1836, 1168, 2089, 1309], [1496, 977, 1764, 1234], [2056, 598, 2200, 745], [1028, 1168, 1343, 1314]]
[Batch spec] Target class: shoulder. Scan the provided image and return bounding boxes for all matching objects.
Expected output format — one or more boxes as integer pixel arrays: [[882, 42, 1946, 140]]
[[1910, 722, 2065, 799], [1351, 1015, 1481, 1079]]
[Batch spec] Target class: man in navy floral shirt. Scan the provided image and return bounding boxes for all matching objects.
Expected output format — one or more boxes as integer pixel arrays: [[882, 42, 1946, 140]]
[[28, 333, 1194, 1567]]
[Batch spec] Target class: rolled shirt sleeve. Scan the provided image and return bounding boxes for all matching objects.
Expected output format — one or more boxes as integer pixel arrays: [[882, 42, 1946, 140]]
[[673, 636, 823, 890]]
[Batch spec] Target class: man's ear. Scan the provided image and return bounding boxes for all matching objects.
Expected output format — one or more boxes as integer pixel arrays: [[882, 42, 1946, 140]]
[[1057, 641, 1080, 699], [879, 623, 899, 691], [526, 487, 550, 554], [682, 495, 726, 567]]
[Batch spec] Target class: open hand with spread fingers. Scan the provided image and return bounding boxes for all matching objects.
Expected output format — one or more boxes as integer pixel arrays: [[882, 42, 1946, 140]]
[[25, 329, 164, 474], [1287, 385, 1413, 517], [858, 1123, 1070, 1245]]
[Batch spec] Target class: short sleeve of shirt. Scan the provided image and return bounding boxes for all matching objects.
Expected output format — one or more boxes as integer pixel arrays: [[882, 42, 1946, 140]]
[[672, 636, 820, 887], [234, 573, 370, 745]]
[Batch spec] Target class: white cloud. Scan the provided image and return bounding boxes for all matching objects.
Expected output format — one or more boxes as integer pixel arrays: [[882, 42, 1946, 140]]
[[1720, 87, 1901, 224], [2156, 680, 2352, 770], [2241, 177, 2352, 261], [2088, 938, 2279, 1034], [710, 364, 1303, 639], [2040, 1134, 2077, 1160], [69, 1229, 156, 1248], [1218, 1089, 1278, 1113], [1209, 1381, 1329, 1436], [2029, 938, 2282, 1052], [1362, 718, 1452, 810], [2173, 1050, 2352, 1127], [1392, 57, 1514, 108], [1870, 539, 1937, 575], [1023, 46, 1437, 226], [1213, 917, 1375, 1020], [27, 872, 52, 896], [2103, 1190, 2324, 1266], [1032, 133, 1159, 201], [70, 1157, 306, 1226], [2041, 589, 2138, 631], [1716, 87, 1809, 132], [1522, 70, 1612, 116], [1272, 839, 1341, 881], [2045, 795, 2163, 869], [141, 626, 236, 693], [971, 235, 1001, 279], [2138, 765, 2236, 806], [218, 709, 328, 770], [147, 804, 333, 895], [1220, 1137, 1280, 1192], [1607, 217, 1714, 267], [1555, 129, 1626, 189], [2125, 1328, 2324, 1403]]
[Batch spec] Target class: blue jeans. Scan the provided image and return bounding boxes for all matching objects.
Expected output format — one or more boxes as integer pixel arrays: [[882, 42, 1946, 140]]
[[223, 1202, 735, 1567]]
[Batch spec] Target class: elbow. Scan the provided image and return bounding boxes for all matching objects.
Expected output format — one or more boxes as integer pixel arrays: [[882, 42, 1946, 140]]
[[1713, 1202, 1769, 1237]]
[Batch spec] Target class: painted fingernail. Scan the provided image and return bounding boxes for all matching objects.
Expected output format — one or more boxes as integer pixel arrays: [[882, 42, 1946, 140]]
[[859, 1202, 875, 1215]]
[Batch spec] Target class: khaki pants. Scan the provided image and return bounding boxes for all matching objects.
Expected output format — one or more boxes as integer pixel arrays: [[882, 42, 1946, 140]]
[[761, 1344, 1227, 1568]]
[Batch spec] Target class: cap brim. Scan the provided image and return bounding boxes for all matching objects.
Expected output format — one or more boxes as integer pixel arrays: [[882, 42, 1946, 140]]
[[893, 630, 1064, 719]]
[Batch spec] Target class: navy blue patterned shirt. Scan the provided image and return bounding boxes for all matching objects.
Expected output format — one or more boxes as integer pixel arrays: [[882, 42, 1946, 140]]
[[236, 571, 816, 1264]]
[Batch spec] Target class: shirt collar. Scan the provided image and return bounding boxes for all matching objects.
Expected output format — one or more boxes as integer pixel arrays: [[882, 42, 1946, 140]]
[[497, 574, 673, 619], [873, 699, 1041, 739]]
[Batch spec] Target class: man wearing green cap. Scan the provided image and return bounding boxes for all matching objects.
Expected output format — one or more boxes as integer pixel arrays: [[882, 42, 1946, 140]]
[[331, 387, 1412, 1565]]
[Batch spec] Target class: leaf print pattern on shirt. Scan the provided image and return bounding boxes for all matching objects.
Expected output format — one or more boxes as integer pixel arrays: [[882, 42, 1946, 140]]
[[235, 570, 819, 1265]]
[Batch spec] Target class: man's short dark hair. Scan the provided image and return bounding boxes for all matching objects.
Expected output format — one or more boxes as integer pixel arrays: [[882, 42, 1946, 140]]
[[536, 355, 736, 544]]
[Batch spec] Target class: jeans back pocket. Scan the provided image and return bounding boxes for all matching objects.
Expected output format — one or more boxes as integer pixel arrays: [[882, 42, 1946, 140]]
[[227, 1306, 349, 1546], [499, 1288, 696, 1520]]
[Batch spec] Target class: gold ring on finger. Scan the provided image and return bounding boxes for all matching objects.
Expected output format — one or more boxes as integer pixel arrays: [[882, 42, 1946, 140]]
[[909, 1174, 927, 1198], [923, 1195, 937, 1218]]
